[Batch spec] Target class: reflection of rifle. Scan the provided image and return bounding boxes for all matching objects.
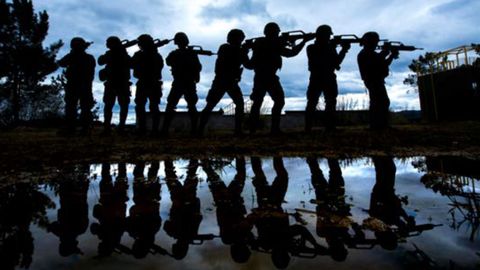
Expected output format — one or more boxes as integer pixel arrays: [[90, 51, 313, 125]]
[[378, 41, 423, 52], [187, 45, 215, 56], [331, 34, 362, 46], [190, 233, 219, 245], [397, 223, 442, 237]]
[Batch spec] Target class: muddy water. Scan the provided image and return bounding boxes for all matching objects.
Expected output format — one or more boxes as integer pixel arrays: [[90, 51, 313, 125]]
[[0, 156, 479, 270]]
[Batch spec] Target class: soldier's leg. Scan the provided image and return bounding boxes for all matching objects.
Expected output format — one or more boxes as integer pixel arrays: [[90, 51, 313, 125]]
[[103, 84, 115, 130], [79, 90, 94, 131], [117, 84, 131, 130], [199, 80, 225, 135], [228, 84, 245, 134], [64, 89, 78, 131], [148, 82, 162, 133], [135, 85, 148, 133], [324, 79, 339, 130], [305, 80, 321, 132], [269, 77, 285, 133], [248, 76, 267, 134], [161, 83, 183, 135], [184, 83, 199, 135]]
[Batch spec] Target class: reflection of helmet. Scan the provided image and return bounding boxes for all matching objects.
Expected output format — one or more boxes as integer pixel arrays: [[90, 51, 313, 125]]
[[106, 36, 122, 49], [172, 241, 189, 260], [70, 37, 89, 51], [174, 32, 189, 47], [230, 243, 251, 263], [316, 25, 333, 36], [360, 31, 380, 46], [264, 22, 280, 36], [227, 29, 245, 45], [137, 34, 154, 50]]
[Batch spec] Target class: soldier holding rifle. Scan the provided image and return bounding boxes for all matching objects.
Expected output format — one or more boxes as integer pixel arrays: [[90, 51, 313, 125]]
[[246, 22, 313, 135], [98, 36, 133, 134], [131, 34, 166, 135], [305, 25, 352, 132]]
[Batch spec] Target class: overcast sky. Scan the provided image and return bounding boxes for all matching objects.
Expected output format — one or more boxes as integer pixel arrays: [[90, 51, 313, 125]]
[[34, 0, 480, 112]]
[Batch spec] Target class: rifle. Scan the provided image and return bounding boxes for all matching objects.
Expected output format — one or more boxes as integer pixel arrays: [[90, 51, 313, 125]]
[[154, 38, 173, 48], [121, 39, 139, 48], [397, 223, 442, 237], [331, 34, 362, 46], [187, 45, 215, 56], [244, 30, 315, 49], [378, 41, 423, 52]]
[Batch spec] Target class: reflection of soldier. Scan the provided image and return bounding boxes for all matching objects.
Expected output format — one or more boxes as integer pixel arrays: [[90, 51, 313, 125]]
[[132, 34, 164, 134], [357, 32, 398, 129], [98, 37, 132, 133], [126, 161, 163, 259], [307, 157, 350, 261], [48, 165, 90, 256], [202, 158, 254, 263], [248, 23, 311, 134], [164, 159, 205, 260], [369, 156, 414, 250], [161, 33, 202, 136], [247, 157, 323, 269], [58, 37, 96, 133], [198, 29, 250, 136], [0, 183, 54, 269], [305, 25, 350, 132], [90, 163, 129, 257]]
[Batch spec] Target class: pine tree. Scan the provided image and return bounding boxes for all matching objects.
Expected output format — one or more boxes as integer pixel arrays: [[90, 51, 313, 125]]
[[0, 0, 63, 124]]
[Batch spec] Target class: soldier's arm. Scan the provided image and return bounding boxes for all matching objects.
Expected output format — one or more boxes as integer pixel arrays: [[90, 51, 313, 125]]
[[98, 53, 108, 65], [165, 52, 174, 67], [281, 39, 308, 58], [57, 54, 70, 67], [242, 46, 253, 70], [336, 44, 350, 69], [88, 55, 96, 82]]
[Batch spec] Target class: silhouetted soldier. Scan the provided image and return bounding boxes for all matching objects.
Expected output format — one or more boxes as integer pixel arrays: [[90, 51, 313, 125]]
[[98, 37, 132, 134], [202, 158, 254, 263], [0, 182, 54, 269], [161, 33, 202, 136], [198, 29, 250, 136], [307, 157, 351, 262], [132, 34, 164, 134], [163, 159, 205, 260], [126, 161, 164, 259], [58, 37, 96, 134], [305, 25, 350, 132], [48, 165, 90, 257], [357, 32, 398, 129], [90, 163, 129, 257], [248, 22, 311, 134]]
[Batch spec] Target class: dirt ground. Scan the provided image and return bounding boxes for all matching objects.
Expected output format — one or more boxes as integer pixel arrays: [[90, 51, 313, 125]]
[[0, 122, 479, 171]]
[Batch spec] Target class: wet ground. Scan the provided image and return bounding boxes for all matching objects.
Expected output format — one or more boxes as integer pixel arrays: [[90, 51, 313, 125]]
[[0, 156, 479, 269]]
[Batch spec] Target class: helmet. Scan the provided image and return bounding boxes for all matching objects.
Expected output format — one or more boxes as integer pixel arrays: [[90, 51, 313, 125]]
[[174, 32, 189, 47], [106, 36, 122, 49], [316, 25, 333, 36], [70, 37, 90, 51], [264, 22, 280, 37], [227, 29, 245, 45], [361, 31, 380, 46], [137, 34, 154, 50]]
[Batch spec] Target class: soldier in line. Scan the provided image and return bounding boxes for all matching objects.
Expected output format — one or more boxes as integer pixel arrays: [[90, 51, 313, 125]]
[[305, 25, 350, 132], [131, 34, 164, 135], [98, 37, 132, 134], [58, 37, 96, 134], [161, 33, 202, 136], [198, 29, 250, 136], [248, 22, 312, 135], [357, 32, 398, 130]]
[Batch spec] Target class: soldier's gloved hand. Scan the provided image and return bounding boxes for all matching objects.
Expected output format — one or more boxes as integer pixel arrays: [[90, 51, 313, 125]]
[[391, 49, 400, 59], [341, 42, 351, 51]]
